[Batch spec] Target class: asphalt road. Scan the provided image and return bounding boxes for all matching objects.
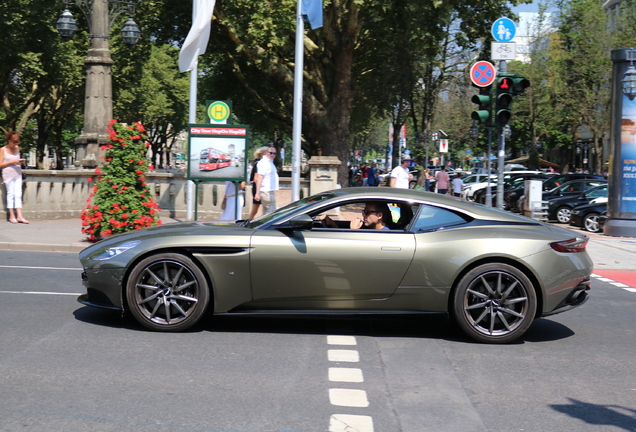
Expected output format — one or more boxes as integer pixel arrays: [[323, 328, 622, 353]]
[[1, 251, 635, 432]]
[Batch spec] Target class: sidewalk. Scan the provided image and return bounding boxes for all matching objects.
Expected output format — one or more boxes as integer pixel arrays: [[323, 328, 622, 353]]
[[0, 217, 635, 271]]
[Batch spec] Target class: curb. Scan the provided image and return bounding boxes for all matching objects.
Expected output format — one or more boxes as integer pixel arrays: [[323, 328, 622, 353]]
[[0, 242, 87, 253]]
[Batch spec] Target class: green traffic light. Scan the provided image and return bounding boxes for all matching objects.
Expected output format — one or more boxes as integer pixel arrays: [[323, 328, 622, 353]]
[[471, 86, 492, 124], [471, 110, 490, 122]]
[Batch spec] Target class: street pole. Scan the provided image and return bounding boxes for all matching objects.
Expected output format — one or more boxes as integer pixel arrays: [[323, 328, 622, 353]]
[[495, 59, 508, 210], [485, 126, 493, 207]]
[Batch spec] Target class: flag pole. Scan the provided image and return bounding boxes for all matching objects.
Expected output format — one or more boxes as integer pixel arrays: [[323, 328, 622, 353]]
[[185, 0, 198, 221], [291, 0, 304, 202]]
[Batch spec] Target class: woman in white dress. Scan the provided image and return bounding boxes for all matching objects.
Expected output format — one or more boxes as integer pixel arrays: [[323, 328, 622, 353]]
[[220, 181, 246, 220]]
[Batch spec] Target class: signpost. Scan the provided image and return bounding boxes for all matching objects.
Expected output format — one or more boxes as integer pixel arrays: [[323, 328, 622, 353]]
[[491, 42, 516, 61]]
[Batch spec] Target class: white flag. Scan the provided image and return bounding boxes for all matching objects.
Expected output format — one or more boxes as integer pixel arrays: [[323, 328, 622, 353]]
[[178, 0, 216, 73]]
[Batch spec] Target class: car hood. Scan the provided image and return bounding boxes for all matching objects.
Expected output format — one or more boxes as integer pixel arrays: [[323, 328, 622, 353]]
[[79, 220, 254, 260]]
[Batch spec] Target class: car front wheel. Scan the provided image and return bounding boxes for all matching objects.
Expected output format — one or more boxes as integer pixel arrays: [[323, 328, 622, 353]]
[[555, 206, 572, 223], [453, 263, 537, 344], [583, 213, 601, 233], [126, 253, 210, 332]]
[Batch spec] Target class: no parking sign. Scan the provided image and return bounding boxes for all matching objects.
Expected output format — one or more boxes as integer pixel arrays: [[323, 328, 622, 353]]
[[470, 61, 496, 87]]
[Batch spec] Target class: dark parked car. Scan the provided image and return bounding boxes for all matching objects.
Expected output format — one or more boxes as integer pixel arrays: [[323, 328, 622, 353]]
[[543, 178, 607, 200], [570, 201, 607, 233], [548, 184, 608, 223]]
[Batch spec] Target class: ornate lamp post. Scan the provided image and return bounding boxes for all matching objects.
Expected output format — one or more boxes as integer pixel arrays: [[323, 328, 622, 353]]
[[622, 49, 636, 101], [56, 0, 140, 168]]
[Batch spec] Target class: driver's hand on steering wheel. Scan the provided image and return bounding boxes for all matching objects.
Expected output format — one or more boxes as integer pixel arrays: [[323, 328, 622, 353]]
[[323, 215, 338, 228]]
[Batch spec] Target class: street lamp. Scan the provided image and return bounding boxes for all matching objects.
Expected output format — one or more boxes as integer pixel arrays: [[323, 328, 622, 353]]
[[55, 0, 140, 168], [622, 49, 636, 101], [469, 122, 479, 139]]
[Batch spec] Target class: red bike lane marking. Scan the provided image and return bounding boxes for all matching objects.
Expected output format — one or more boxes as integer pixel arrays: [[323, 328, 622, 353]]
[[593, 270, 636, 289]]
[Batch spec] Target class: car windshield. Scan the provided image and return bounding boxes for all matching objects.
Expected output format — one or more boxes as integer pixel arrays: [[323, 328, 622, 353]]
[[242, 192, 336, 228]]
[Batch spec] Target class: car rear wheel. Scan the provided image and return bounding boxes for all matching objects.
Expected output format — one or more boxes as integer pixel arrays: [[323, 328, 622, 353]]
[[583, 213, 601, 233], [453, 263, 537, 344], [126, 253, 210, 332], [556, 206, 572, 223]]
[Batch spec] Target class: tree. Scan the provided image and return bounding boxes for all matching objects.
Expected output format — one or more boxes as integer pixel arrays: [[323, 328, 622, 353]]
[[550, 0, 612, 174]]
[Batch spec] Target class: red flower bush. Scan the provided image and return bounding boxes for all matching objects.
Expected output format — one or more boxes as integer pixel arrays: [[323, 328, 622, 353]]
[[81, 120, 162, 242]]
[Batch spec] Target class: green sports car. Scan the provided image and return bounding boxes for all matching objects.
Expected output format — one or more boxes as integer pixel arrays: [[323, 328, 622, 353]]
[[78, 187, 592, 344]]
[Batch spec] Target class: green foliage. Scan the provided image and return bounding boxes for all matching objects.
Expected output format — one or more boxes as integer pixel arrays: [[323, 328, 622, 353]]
[[81, 120, 161, 242]]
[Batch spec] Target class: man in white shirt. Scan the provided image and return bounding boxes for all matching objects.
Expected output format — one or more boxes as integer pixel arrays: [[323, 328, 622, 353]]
[[390, 159, 413, 189], [254, 146, 280, 214]]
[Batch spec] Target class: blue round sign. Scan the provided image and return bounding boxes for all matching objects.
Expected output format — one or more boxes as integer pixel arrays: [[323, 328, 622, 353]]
[[491, 18, 516, 42]]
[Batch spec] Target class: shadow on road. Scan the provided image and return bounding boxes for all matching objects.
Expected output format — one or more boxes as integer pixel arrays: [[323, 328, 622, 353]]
[[73, 307, 577, 344], [550, 398, 636, 431]]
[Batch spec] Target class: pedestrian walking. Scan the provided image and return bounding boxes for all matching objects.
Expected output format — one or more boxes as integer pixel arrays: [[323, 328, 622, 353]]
[[254, 146, 280, 215], [0, 131, 28, 224], [247, 146, 268, 220], [435, 166, 450, 194], [389, 159, 413, 189], [220, 181, 246, 220], [452, 173, 464, 197]]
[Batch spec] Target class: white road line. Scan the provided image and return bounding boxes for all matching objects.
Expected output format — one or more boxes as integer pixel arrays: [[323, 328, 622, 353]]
[[0, 291, 81, 296], [597, 277, 614, 282], [329, 389, 369, 407], [329, 367, 364, 383], [612, 282, 629, 287], [327, 335, 357, 345], [0, 265, 82, 271], [624, 288, 636, 293], [328, 349, 360, 362], [329, 414, 374, 432]]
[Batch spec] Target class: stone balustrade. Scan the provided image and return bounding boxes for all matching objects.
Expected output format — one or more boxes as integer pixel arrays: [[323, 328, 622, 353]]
[[1, 169, 314, 221]]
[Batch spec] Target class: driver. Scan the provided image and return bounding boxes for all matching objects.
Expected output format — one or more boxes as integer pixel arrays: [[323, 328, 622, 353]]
[[323, 201, 393, 230]]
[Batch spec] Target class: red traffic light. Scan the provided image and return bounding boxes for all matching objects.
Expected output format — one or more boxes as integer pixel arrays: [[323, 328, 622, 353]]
[[498, 77, 512, 90]]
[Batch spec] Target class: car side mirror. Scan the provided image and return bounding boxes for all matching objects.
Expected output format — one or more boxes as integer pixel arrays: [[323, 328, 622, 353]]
[[276, 214, 314, 231]]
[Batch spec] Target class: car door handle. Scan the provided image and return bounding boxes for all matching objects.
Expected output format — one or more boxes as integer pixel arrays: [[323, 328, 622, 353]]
[[381, 246, 401, 251]]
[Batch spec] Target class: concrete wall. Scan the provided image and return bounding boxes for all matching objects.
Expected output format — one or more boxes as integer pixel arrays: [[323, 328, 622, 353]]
[[1, 170, 310, 221]]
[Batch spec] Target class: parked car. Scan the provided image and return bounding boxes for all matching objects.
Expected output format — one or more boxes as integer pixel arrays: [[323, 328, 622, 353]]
[[475, 173, 549, 206], [461, 171, 542, 202], [569, 198, 607, 233], [518, 178, 607, 213], [508, 173, 604, 213], [78, 187, 592, 344], [547, 184, 608, 223]]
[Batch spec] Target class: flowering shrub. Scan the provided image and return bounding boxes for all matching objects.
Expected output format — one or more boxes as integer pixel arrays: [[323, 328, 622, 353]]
[[81, 120, 162, 242]]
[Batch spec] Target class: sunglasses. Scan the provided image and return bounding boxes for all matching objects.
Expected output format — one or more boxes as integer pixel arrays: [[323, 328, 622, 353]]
[[361, 210, 379, 215], [268, 152, 277, 155]]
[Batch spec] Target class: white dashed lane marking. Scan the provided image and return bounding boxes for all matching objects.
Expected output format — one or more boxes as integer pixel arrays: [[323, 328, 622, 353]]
[[329, 367, 364, 383], [329, 414, 374, 432], [328, 350, 360, 362], [327, 336, 374, 432], [591, 273, 636, 293]]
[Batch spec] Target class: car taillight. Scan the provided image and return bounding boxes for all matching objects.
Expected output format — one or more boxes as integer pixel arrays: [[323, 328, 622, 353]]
[[550, 238, 588, 253]]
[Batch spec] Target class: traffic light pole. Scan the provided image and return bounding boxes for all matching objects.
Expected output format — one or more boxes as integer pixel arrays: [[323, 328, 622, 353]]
[[496, 60, 508, 210], [485, 126, 493, 207]]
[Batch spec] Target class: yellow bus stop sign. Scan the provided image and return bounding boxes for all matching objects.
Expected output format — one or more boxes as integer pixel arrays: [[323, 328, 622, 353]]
[[208, 101, 231, 124]]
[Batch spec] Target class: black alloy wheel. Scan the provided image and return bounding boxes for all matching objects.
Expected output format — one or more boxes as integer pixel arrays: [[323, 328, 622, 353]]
[[126, 253, 210, 331], [453, 263, 537, 344]]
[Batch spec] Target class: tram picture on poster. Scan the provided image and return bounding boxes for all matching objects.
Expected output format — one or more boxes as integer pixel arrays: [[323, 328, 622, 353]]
[[186, 125, 248, 182]]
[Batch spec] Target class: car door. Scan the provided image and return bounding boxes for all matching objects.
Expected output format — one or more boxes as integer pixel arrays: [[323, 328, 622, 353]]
[[249, 201, 416, 303]]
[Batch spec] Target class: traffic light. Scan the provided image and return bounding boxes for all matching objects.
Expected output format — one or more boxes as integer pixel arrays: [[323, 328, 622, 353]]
[[495, 74, 513, 125], [511, 76, 530, 96], [471, 86, 492, 124]]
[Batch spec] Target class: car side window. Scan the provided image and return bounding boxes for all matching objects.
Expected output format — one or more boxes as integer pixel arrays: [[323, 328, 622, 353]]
[[411, 205, 469, 233]]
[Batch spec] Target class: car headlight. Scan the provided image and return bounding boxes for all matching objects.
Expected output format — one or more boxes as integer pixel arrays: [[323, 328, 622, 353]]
[[94, 240, 141, 260]]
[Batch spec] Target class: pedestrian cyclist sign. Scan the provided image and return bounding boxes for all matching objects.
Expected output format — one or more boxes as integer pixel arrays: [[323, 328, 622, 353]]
[[470, 61, 496, 87], [492, 17, 516, 42]]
